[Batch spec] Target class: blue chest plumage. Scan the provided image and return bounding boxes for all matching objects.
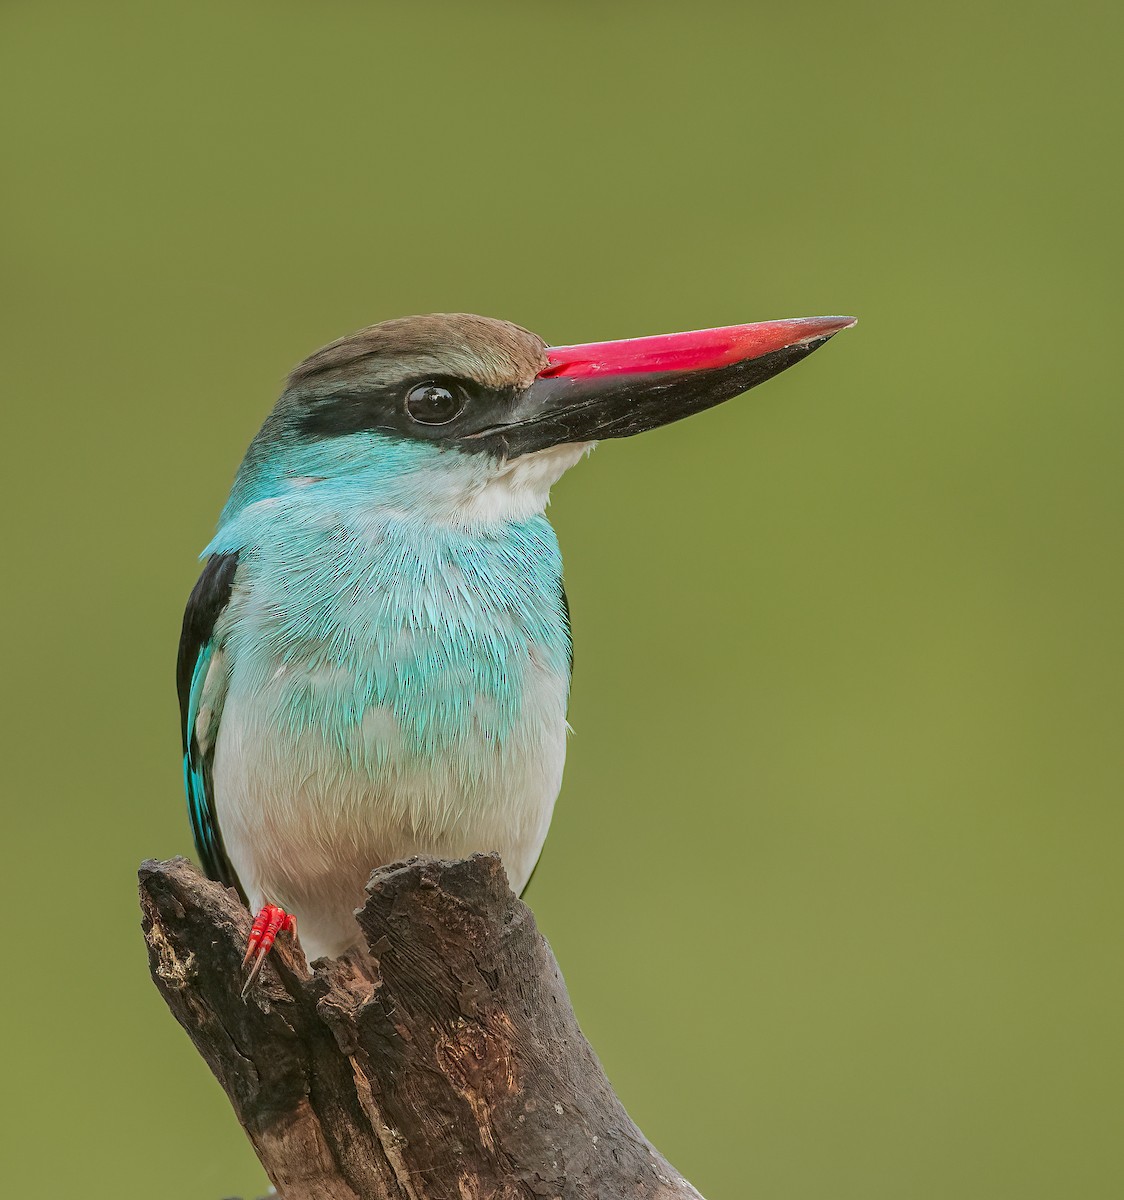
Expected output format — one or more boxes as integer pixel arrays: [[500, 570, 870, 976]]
[[210, 487, 571, 764]]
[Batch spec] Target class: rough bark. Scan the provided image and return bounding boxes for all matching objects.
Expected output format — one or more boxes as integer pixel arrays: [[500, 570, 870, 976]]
[[139, 854, 704, 1200]]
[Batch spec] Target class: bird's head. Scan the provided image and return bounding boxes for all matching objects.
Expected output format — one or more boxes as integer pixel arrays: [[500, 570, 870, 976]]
[[228, 311, 855, 528]]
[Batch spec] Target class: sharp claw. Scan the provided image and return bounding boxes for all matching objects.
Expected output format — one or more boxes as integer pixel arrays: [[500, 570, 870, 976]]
[[240, 904, 296, 998], [241, 942, 271, 998]]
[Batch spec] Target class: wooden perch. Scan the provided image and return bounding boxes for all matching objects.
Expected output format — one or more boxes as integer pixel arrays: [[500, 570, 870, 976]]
[[139, 854, 704, 1200]]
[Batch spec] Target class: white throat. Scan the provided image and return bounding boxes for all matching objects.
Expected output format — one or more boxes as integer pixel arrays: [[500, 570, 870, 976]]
[[454, 442, 595, 526]]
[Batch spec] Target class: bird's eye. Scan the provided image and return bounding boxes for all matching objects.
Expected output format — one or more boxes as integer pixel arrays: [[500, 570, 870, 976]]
[[405, 382, 465, 425]]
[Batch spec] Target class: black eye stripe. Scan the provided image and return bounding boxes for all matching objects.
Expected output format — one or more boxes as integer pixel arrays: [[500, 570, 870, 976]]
[[292, 377, 519, 451]]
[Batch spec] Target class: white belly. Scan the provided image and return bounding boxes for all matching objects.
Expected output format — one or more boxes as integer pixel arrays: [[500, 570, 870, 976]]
[[213, 651, 569, 960]]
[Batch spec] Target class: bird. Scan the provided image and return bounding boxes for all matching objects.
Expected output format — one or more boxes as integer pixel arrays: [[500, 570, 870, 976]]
[[177, 311, 855, 985]]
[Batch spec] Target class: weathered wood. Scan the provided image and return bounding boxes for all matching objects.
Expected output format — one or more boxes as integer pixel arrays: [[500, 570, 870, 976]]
[[140, 854, 704, 1200]]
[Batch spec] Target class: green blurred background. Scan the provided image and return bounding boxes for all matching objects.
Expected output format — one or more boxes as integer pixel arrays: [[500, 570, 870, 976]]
[[2, 2, 1121, 1196]]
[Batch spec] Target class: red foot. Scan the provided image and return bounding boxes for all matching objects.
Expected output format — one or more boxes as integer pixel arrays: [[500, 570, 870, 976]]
[[241, 904, 296, 997]]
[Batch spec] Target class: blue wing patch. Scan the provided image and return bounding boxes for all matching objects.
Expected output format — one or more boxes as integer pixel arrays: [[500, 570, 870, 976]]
[[176, 552, 244, 899]]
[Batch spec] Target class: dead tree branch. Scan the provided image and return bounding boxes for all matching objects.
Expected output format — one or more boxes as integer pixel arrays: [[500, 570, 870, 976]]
[[139, 854, 704, 1200]]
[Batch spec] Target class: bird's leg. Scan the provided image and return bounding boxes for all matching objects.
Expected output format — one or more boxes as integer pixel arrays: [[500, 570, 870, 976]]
[[241, 903, 296, 997]]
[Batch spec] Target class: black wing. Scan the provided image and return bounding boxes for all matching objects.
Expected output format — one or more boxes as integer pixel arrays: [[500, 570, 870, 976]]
[[559, 579, 573, 677], [176, 552, 245, 899]]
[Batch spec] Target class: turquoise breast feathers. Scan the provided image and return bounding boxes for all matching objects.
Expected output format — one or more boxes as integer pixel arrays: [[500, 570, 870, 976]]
[[205, 434, 572, 769]]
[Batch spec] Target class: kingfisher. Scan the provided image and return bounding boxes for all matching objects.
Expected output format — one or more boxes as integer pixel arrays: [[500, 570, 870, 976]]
[[177, 311, 855, 987]]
